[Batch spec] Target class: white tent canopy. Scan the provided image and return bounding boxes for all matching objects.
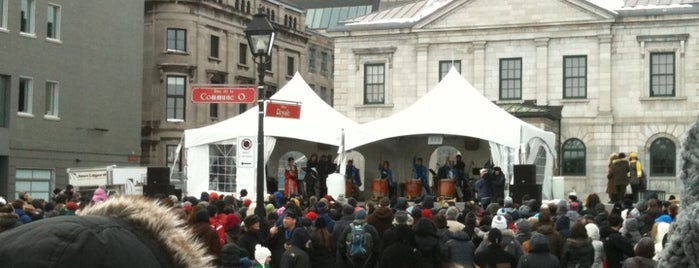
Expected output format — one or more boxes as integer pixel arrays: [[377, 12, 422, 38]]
[[184, 73, 368, 197], [346, 68, 558, 198]]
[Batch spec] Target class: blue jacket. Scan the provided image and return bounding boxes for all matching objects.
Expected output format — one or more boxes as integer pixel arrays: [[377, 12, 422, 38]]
[[413, 161, 429, 184], [14, 209, 32, 224], [475, 177, 491, 199], [346, 166, 361, 187], [380, 167, 395, 189]]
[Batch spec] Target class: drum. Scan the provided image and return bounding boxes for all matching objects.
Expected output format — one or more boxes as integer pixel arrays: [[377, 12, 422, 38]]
[[404, 179, 422, 200], [345, 179, 353, 198], [439, 179, 456, 199], [372, 179, 389, 200]]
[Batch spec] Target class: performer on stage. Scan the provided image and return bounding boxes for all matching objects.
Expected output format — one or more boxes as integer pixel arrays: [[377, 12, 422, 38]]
[[345, 160, 361, 199], [284, 157, 299, 198], [413, 157, 430, 195], [379, 160, 395, 200]]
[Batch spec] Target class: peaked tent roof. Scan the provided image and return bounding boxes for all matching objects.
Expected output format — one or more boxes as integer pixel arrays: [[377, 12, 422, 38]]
[[185, 73, 366, 148], [345, 68, 555, 153]]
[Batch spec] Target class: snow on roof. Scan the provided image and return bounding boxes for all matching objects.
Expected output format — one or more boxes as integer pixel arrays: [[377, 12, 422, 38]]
[[343, 0, 453, 26]]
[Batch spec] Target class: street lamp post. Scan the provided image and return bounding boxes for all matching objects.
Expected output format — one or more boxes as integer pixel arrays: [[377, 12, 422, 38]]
[[245, 9, 275, 219]]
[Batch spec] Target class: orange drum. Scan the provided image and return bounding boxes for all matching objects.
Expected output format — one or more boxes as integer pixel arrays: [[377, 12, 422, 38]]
[[372, 179, 389, 200], [345, 180, 353, 197], [439, 179, 456, 199], [404, 179, 422, 200]]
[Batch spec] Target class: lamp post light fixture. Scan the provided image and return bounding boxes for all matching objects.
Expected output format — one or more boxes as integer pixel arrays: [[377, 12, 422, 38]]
[[244, 9, 275, 219]]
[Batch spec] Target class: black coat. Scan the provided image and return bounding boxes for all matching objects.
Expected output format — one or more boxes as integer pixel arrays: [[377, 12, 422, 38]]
[[0, 196, 216, 268], [561, 237, 594, 268], [474, 244, 518, 268], [516, 232, 560, 268], [445, 230, 476, 266], [237, 229, 264, 258], [603, 230, 635, 268], [280, 245, 310, 268], [378, 241, 423, 268]]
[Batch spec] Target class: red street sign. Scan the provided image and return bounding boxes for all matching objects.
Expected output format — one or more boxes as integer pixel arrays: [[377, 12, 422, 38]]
[[266, 102, 301, 119], [192, 86, 256, 103]]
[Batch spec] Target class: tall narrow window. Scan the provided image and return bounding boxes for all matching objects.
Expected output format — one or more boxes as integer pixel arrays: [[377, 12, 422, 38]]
[[166, 28, 186, 52], [563, 55, 587, 98], [364, 63, 385, 104], [439, 60, 461, 81], [0, 0, 8, 30], [650, 138, 676, 176], [166, 76, 185, 121], [239, 43, 248, 64], [561, 138, 586, 176], [499, 58, 522, 100], [308, 48, 316, 72], [0, 75, 8, 127], [210, 35, 219, 58], [321, 52, 329, 72], [47, 4, 60, 39], [20, 0, 35, 34], [45, 81, 59, 117], [287, 56, 295, 76], [18, 77, 32, 114], [650, 52, 675, 97], [320, 86, 328, 104]]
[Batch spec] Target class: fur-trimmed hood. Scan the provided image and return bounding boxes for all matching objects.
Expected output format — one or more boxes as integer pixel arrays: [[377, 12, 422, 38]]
[[0, 196, 215, 268], [78, 196, 215, 268]]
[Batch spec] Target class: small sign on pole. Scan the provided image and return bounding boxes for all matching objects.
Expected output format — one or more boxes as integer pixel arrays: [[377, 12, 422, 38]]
[[266, 102, 301, 119], [237, 136, 256, 168], [192, 85, 256, 103]]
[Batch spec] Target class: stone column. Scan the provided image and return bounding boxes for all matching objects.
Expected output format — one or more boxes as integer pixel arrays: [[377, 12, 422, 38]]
[[416, 43, 430, 96], [598, 35, 613, 114], [472, 41, 487, 92], [535, 38, 549, 104]]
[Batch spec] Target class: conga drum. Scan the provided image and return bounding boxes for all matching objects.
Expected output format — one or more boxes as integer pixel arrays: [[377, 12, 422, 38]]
[[439, 179, 456, 200], [345, 180, 353, 197], [372, 179, 389, 200], [404, 179, 422, 200]]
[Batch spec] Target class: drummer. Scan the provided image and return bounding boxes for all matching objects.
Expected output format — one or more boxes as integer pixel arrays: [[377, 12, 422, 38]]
[[413, 157, 430, 195], [378, 160, 396, 200]]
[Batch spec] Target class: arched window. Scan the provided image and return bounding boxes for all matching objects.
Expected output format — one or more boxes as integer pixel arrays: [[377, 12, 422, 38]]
[[534, 147, 547, 184], [561, 138, 585, 176], [276, 151, 307, 191], [650, 137, 676, 176]]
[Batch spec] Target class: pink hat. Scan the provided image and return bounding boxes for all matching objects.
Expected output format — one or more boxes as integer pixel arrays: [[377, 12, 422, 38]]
[[305, 211, 318, 221]]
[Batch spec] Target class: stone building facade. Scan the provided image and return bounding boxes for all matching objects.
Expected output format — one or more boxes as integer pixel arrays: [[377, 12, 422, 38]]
[[329, 0, 699, 199], [0, 0, 144, 199], [141, 0, 334, 177]]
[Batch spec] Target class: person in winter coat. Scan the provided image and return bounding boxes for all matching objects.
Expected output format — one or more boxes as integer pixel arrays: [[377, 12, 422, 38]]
[[514, 219, 533, 253], [309, 217, 335, 267], [220, 243, 246, 268], [628, 152, 645, 203], [0, 204, 21, 233], [489, 166, 506, 203], [621, 217, 642, 244], [603, 214, 635, 268], [584, 223, 605, 268], [338, 208, 380, 268], [561, 221, 594, 268], [11, 199, 31, 224], [534, 211, 564, 260], [476, 215, 524, 261], [609, 152, 630, 203], [476, 169, 492, 207], [378, 224, 423, 268], [606, 153, 619, 203], [0, 196, 216, 267], [445, 228, 476, 267], [516, 232, 560, 268], [190, 209, 223, 265], [366, 197, 394, 237], [623, 236, 656, 268], [412, 218, 444, 268], [280, 228, 311, 268], [474, 228, 518, 268], [238, 215, 264, 259], [91, 187, 108, 203], [333, 205, 357, 265]]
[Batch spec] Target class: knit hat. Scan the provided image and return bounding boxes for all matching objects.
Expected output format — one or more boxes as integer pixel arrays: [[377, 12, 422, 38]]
[[316, 201, 328, 214], [243, 198, 252, 207], [355, 208, 367, 220], [243, 214, 260, 227], [265, 203, 275, 214], [224, 213, 241, 230], [305, 211, 318, 222], [209, 192, 219, 201], [314, 217, 327, 229], [254, 244, 271, 265], [504, 196, 514, 207], [497, 208, 508, 216], [515, 218, 531, 234], [66, 201, 79, 211], [289, 228, 312, 248], [421, 209, 433, 219], [491, 215, 508, 230], [488, 228, 503, 244], [394, 211, 409, 224], [635, 237, 655, 259]]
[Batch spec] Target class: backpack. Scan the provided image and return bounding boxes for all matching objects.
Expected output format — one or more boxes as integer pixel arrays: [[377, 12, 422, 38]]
[[346, 223, 372, 259]]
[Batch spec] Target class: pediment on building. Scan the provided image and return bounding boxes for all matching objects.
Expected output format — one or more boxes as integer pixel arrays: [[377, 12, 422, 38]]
[[415, 0, 616, 30]]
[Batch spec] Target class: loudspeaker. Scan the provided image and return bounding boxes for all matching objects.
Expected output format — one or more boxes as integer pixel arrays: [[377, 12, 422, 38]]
[[143, 184, 174, 197], [513, 164, 536, 185], [147, 167, 170, 186], [509, 184, 542, 204]]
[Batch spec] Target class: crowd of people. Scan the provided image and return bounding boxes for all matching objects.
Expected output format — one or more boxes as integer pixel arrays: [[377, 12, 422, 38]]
[[0, 184, 680, 268]]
